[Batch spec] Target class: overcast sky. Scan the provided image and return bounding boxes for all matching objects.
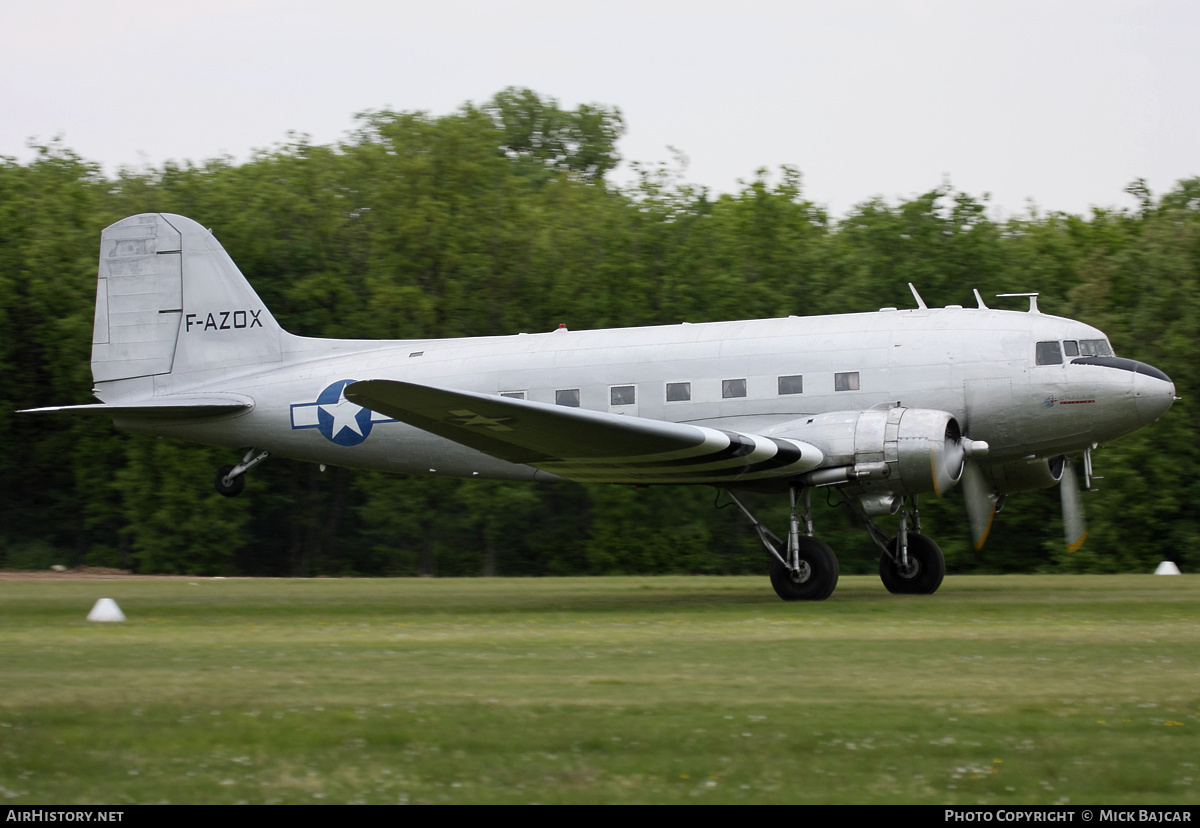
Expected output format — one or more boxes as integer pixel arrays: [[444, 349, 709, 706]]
[[2, 0, 1195, 218]]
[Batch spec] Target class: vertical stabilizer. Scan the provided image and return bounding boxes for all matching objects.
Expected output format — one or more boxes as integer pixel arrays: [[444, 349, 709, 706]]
[[91, 214, 283, 389]]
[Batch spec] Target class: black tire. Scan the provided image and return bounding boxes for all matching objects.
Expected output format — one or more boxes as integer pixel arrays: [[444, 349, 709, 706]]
[[880, 533, 945, 594], [214, 465, 246, 497], [769, 536, 839, 601]]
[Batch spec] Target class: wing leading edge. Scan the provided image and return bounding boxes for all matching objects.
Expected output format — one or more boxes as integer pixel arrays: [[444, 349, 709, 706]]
[[345, 379, 823, 484]]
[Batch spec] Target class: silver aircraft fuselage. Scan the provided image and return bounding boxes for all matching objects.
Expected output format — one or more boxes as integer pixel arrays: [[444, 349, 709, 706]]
[[114, 306, 1173, 482]]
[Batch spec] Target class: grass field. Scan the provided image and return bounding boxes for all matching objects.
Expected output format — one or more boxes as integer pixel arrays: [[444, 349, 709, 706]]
[[0, 574, 1196, 804]]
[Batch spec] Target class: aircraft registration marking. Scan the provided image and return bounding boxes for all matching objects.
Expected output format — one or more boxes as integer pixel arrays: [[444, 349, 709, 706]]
[[185, 309, 264, 331]]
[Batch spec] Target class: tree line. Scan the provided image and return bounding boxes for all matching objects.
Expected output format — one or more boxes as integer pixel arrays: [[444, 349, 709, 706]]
[[2, 88, 1196, 577]]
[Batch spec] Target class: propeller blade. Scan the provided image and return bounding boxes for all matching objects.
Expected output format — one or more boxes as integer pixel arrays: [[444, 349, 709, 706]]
[[962, 459, 996, 550], [1061, 459, 1088, 552]]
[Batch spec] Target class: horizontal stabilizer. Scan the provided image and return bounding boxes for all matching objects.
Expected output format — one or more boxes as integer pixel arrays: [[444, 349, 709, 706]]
[[20, 396, 252, 419], [346, 379, 823, 484]]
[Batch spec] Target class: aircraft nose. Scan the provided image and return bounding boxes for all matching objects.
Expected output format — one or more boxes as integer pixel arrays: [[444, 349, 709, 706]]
[[1132, 361, 1175, 425]]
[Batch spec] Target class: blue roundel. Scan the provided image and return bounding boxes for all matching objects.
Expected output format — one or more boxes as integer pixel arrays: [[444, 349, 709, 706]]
[[316, 379, 374, 446]]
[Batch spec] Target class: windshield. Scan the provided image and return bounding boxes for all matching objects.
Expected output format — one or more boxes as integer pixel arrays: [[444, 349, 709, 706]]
[[1039, 338, 1115, 365], [1077, 339, 1113, 356]]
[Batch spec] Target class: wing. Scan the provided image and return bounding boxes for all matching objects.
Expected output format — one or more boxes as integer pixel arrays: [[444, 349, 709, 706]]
[[345, 379, 823, 484]]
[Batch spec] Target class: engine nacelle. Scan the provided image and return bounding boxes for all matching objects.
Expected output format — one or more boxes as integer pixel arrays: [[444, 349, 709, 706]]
[[776, 407, 967, 497], [980, 455, 1065, 495]]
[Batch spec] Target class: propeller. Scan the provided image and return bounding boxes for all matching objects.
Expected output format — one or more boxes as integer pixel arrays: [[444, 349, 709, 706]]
[[962, 453, 1089, 553], [1060, 459, 1088, 552], [962, 458, 997, 550]]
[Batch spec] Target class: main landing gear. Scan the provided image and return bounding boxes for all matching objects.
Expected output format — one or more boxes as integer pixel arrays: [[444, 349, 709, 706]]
[[725, 487, 945, 600], [726, 486, 838, 601], [214, 449, 269, 497], [879, 532, 945, 594]]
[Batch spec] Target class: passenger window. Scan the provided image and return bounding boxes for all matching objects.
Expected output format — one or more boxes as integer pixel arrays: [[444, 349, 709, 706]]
[[1036, 341, 1063, 365], [610, 385, 635, 406], [666, 382, 691, 402], [834, 372, 859, 392], [1063, 341, 1079, 357], [500, 391, 525, 400], [555, 389, 580, 407], [722, 379, 747, 399], [778, 375, 803, 395]]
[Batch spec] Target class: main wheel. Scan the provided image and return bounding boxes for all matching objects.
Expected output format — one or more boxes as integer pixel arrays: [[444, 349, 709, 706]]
[[880, 533, 945, 594], [214, 465, 246, 497], [769, 536, 839, 601]]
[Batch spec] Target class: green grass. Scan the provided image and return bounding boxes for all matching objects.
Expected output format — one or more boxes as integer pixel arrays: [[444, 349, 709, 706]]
[[1, 575, 1197, 804]]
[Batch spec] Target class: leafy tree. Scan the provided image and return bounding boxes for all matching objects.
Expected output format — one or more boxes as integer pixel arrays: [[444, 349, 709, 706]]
[[485, 87, 625, 183], [115, 439, 250, 574]]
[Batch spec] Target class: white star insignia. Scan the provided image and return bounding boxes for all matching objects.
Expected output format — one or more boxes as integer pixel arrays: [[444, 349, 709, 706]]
[[320, 390, 365, 438]]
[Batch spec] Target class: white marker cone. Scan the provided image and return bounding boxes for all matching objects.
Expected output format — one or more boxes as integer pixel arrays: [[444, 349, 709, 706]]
[[87, 598, 126, 622], [1154, 561, 1182, 575]]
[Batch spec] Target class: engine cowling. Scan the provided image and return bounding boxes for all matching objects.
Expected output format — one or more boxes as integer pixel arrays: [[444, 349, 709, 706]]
[[774, 407, 969, 497]]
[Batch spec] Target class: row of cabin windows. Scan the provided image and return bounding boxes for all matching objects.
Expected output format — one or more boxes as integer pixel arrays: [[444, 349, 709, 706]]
[[1035, 338, 1114, 366], [502, 373, 861, 407]]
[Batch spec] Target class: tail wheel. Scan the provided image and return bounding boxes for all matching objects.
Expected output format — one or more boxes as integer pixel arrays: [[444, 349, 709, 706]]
[[214, 465, 246, 497], [769, 536, 839, 601], [880, 533, 945, 594]]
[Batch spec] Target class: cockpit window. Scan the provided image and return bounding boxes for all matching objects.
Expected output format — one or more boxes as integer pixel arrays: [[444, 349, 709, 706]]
[[1078, 339, 1113, 357], [1063, 340, 1079, 357], [1036, 341, 1063, 365]]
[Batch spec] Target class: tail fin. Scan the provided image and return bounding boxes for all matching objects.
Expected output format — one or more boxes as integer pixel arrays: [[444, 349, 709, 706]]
[[92, 214, 283, 389]]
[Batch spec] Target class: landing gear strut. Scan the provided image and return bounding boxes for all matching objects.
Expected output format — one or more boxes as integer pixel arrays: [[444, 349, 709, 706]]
[[852, 494, 946, 595], [726, 486, 839, 601], [214, 448, 269, 497], [725, 487, 946, 600]]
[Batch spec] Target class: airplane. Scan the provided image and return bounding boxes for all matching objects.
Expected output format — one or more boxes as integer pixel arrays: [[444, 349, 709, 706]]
[[23, 213, 1177, 600]]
